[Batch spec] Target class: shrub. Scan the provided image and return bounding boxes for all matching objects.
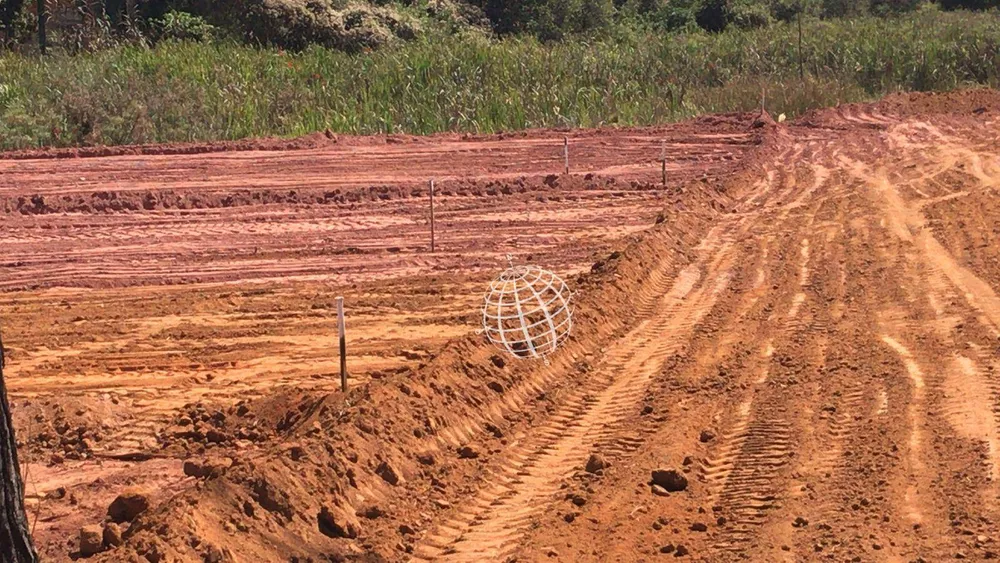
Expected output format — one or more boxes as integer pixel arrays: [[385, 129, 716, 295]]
[[476, 0, 615, 38], [820, 0, 866, 17], [870, 0, 924, 15], [656, 0, 700, 30], [729, 0, 772, 27], [232, 0, 420, 52], [576, 0, 615, 31], [153, 10, 216, 42], [425, 0, 490, 30]]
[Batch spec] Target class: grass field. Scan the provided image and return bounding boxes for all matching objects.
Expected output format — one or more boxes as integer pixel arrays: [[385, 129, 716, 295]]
[[0, 6, 997, 149]]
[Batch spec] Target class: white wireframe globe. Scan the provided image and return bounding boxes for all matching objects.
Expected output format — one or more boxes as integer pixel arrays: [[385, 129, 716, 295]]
[[482, 262, 573, 359]]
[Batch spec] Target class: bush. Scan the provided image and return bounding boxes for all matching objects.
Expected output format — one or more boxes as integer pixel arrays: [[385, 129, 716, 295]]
[[425, 0, 490, 30], [870, 0, 924, 15], [232, 0, 420, 52], [476, 0, 615, 38], [729, 0, 772, 27], [153, 10, 216, 42], [576, 0, 615, 30], [820, 0, 866, 17], [655, 0, 700, 30]]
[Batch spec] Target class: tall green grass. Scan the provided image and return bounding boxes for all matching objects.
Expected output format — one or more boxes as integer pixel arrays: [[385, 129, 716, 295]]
[[0, 7, 997, 149]]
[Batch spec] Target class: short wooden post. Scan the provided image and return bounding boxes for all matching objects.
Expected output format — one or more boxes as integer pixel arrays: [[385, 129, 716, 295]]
[[429, 179, 436, 253], [661, 141, 667, 187], [563, 137, 569, 175], [336, 297, 347, 393]]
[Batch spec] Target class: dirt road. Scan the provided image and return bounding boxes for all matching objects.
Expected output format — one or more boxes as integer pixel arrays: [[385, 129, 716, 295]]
[[3, 90, 1000, 561]]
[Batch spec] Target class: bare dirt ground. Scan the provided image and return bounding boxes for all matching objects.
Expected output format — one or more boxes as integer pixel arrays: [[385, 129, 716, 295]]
[[2, 90, 1000, 562]]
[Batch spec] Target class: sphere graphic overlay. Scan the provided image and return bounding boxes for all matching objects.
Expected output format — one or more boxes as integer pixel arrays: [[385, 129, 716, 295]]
[[482, 265, 573, 359]]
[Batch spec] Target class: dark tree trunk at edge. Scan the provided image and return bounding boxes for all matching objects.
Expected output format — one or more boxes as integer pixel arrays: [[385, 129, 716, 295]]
[[0, 330, 37, 563]]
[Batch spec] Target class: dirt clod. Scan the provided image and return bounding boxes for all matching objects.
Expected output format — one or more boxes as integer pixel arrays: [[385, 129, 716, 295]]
[[79, 525, 104, 557], [102, 522, 124, 548], [585, 453, 609, 474], [183, 457, 232, 479], [317, 506, 358, 539], [376, 460, 403, 485], [107, 489, 151, 523], [651, 469, 688, 492]]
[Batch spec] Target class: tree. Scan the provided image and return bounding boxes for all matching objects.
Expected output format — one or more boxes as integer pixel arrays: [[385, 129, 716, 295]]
[[0, 329, 37, 563]]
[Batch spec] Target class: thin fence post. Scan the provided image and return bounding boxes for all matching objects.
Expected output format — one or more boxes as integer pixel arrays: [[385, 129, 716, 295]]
[[429, 179, 435, 253], [336, 297, 347, 393], [563, 137, 569, 175], [661, 140, 667, 187]]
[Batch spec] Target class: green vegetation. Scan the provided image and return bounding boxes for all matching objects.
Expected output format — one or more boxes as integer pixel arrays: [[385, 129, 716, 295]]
[[0, 5, 996, 148]]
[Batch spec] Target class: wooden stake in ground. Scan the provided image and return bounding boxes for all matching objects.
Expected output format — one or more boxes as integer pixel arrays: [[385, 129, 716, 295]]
[[429, 179, 436, 253], [0, 329, 38, 562], [661, 140, 667, 187], [336, 297, 347, 393], [563, 137, 569, 175]]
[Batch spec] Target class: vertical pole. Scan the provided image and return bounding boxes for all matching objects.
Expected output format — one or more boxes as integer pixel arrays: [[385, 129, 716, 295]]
[[36, 0, 46, 55], [797, 11, 804, 81], [429, 179, 436, 253], [661, 141, 667, 187], [563, 137, 569, 175], [336, 297, 347, 393]]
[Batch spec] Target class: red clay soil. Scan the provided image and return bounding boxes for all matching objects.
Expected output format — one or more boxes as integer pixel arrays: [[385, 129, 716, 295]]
[[3, 89, 1000, 562]]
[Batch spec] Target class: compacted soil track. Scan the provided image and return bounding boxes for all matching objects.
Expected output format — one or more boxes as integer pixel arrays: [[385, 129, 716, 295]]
[[2, 91, 1000, 562]]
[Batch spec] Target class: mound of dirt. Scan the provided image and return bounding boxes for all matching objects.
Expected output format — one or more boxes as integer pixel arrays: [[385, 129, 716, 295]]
[[11, 394, 133, 463], [873, 87, 1000, 117], [0, 175, 641, 217], [797, 87, 1000, 130]]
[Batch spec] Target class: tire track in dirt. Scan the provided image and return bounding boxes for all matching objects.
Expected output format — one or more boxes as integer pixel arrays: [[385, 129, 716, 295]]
[[412, 223, 741, 561], [408, 143, 798, 562], [830, 126, 1000, 559], [704, 155, 834, 558]]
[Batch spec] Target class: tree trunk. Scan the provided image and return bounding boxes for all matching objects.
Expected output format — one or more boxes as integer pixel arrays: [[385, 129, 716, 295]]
[[35, 0, 45, 54], [0, 331, 37, 563]]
